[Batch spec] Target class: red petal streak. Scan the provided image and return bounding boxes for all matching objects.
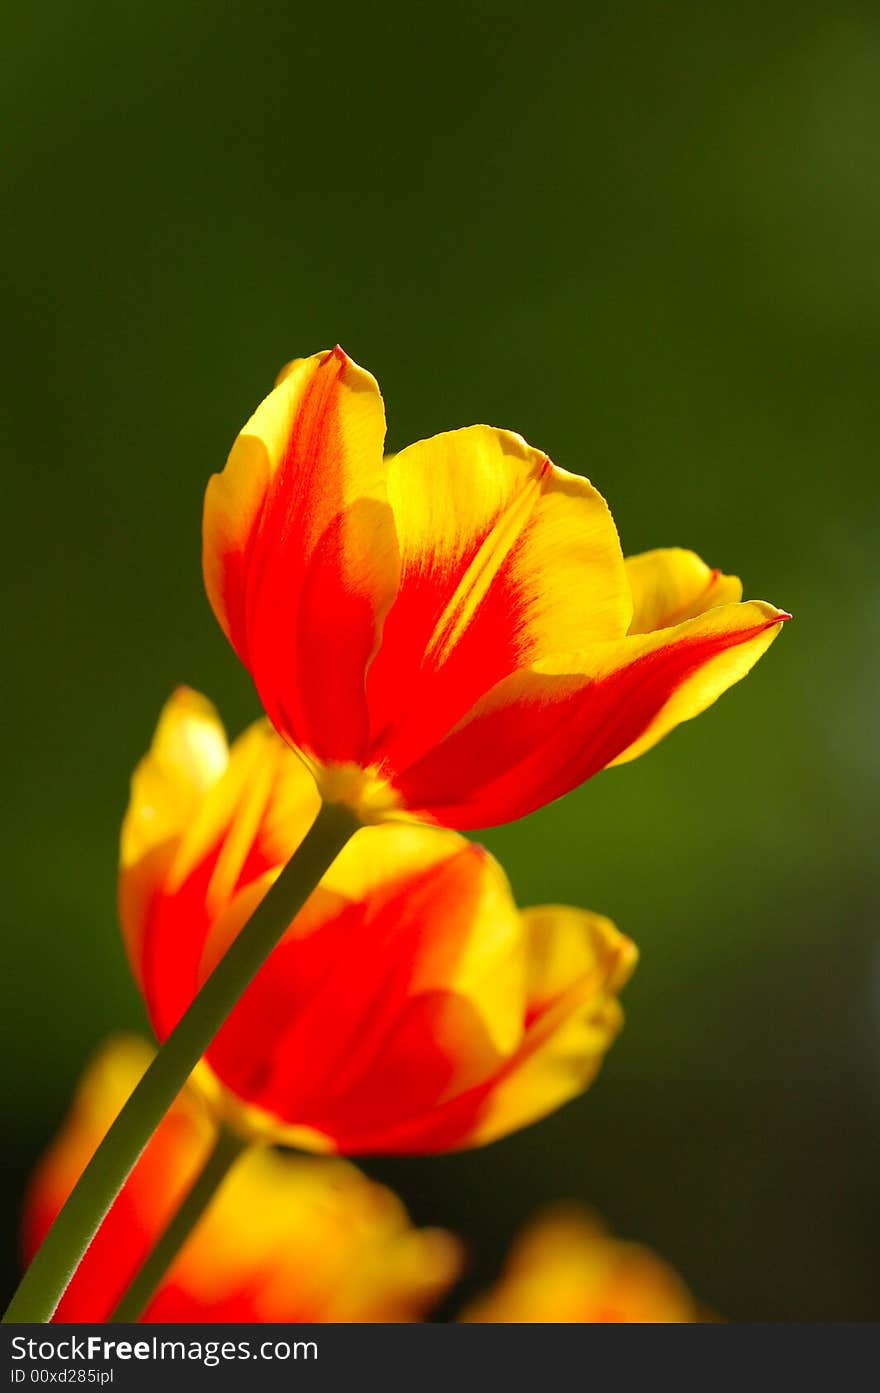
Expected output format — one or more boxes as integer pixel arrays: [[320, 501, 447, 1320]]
[[204, 847, 495, 1146], [140, 852, 220, 1040], [394, 616, 785, 828], [24, 1110, 210, 1322], [365, 461, 552, 772], [140, 764, 297, 1039], [144, 1280, 322, 1324], [331, 969, 617, 1155], [243, 352, 388, 763]]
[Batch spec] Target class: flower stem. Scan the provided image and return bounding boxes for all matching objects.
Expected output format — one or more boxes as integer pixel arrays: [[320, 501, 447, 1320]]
[[109, 1127, 247, 1323], [3, 800, 359, 1323]]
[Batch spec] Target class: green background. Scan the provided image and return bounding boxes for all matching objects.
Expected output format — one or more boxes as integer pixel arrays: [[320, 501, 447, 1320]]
[[3, 1, 877, 1320]]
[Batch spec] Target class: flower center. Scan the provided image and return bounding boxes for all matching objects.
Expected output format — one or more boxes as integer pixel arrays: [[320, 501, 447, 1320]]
[[311, 760, 406, 824]]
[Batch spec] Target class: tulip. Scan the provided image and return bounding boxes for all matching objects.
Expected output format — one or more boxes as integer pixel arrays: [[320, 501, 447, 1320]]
[[120, 689, 637, 1155], [23, 1037, 463, 1323], [462, 1207, 699, 1323], [203, 347, 789, 828]]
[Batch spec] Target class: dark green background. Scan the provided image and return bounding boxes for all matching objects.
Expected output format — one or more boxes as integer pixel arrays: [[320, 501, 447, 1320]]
[[3, 2, 877, 1321]]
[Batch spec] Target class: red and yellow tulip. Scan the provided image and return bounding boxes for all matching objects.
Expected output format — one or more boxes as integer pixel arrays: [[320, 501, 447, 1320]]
[[23, 1037, 463, 1323], [119, 689, 636, 1155], [203, 348, 789, 828], [462, 1207, 700, 1323]]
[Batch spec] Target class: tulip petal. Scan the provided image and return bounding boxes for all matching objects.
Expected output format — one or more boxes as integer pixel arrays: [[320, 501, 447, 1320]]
[[365, 428, 629, 771], [466, 908, 636, 1146], [310, 908, 635, 1155], [151, 1143, 462, 1323], [521, 905, 638, 1011], [119, 689, 229, 987], [608, 600, 789, 766], [625, 548, 743, 635], [23, 1037, 462, 1323], [203, 348, 399, 763], [395, 601, 789, 827], [202, 829, 527, 1145], [119, 696, 319, 1040], [120, 688, 229, 871], [297, 990, 506, 1154], [462, 1207, 698, 1323], [22, 1037, 216, 1322]]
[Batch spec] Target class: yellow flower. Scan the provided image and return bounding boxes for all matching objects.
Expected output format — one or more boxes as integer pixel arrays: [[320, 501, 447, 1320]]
[[119, 689, 637, 1154], [22, 1037, 463, 1322], [462, 1206, 701, 1322], [203, 347, 788, 828]]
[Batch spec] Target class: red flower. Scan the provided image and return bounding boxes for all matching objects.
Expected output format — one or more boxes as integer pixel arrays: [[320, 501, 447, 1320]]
[[119, 690, 636, 1155], [23, 1038, 463, 1323], [203, 348, 788, 827]]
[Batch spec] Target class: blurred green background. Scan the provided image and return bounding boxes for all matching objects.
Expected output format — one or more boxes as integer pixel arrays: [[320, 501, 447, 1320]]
[[2, 1, 877, 1321]]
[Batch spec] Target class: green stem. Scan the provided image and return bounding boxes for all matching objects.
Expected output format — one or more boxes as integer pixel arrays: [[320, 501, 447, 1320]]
[[4, 800, 358, 1324], [109, 1127, 247, 1323]]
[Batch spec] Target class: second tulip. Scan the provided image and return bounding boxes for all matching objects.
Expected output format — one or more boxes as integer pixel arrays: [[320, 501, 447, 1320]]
[[119, 689, 636, 1155]]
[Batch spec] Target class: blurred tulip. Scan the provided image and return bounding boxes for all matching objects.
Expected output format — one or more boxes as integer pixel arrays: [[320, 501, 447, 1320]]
[[22, 1037, 463, 1323], [462, 1206, 700, 1322], [203, 347, 788, 828], [120, 689, 636, 1154]]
